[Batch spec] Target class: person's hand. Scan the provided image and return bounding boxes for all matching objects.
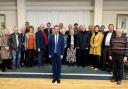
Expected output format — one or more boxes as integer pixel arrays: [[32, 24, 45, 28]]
[[5, 46, 9, 50], [38, 48, 40, 52], [25, 47, 27, 51], [91, 45, 95, 48], [61, 55, 63, 59], [109, 56, 112, 60], [64, 45, 67, 48], [67, 48, 70, 51], [123, 57, 127, 62], [49, 55, 51, 58]]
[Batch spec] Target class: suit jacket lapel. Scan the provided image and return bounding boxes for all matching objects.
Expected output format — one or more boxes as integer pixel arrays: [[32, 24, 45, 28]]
[[58, 34, 60, 46], [53, 35, 55, 49], [13, 33, 16, 44]]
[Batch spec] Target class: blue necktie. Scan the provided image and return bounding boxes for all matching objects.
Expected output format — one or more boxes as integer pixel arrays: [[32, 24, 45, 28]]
[[55, 35, 58, 53]]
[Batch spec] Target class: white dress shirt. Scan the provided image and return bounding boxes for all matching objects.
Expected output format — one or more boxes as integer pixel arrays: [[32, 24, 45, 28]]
[[105, 32, 112, 46], [15, 33, 19, 47]]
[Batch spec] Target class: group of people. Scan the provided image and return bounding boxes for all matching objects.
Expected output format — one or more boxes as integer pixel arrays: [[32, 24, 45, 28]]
[[0, 22, 128, 84]]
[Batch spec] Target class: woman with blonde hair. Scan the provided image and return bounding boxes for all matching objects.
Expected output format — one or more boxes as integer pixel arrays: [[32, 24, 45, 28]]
[[1, 29, 12, 72], [66, 24, 76, 66], [89, 25, 104, 70]]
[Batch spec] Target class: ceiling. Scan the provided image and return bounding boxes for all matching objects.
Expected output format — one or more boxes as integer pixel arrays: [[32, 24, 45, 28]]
[[0, 0, 127, 2]]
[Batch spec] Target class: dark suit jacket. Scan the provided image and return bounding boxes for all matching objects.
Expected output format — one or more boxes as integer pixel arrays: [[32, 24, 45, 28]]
[[8, 33, 21, 49], [49, 34, 64, 57], [44, 28, 52, 37], [36, 30, 47, 50], [20, 33, 25, 45], [66, 35, 76, 49], [76, 31, 90, 49], [36, 30, 40, 49], [102, 30, 116, 47]]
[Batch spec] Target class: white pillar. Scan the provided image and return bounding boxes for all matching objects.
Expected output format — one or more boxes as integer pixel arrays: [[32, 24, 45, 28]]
[[17, 0, 26, 29], [94, 0, 103, 25]]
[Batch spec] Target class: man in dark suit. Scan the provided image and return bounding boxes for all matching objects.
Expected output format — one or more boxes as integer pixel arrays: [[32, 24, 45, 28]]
[[25, 22, 30, 33], [37, 24, 48, 67], [76, 25, 90, 67], [44, 22, 52, 37], [20, 28, 25, 66], [44, 22, 52, 63], [8, 26, 21, 68], [102, 24, 116, 71], [49, 25, 64, 83]]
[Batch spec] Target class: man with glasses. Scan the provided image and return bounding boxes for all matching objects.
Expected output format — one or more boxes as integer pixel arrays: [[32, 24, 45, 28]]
[[37, 24, 48, 67]]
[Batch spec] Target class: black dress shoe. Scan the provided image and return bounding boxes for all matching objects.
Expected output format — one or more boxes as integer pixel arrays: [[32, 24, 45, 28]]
[[117, 81, 122, 85], [101, 68, 106, 71], [2, 68, 5, 72], [57, 79, 60, 83], [111, 79, 116, 82], [7, 66, 12, 69], [52, 79, 56, 83]]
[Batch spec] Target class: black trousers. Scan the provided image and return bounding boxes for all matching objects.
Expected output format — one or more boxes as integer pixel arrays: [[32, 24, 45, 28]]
[[1, 59, 11, 71], [76, 49, 80, 65], [102, 46, 112, 70], [26, 49, 35, 66], [77, 49, 88, 67], [20, 45, 25, 65], [112, 54, 124, 81], [90, 54, 100, 68], [45, 45, 51, 63], [62, 47, 68, 64]]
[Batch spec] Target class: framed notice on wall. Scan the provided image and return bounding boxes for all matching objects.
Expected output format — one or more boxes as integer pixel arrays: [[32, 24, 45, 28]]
[[117, 14, 128, 34], [0, 14, 6, 36]]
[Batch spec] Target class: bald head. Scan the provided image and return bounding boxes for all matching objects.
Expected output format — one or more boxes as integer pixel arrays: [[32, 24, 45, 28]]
[[13, 26, 19, 33], [21, 28, 25, 33], [116, 28, 123, 37], [81, 25, 86, 32], [40, 24, 45, 31], [88, 25, 94, 32]]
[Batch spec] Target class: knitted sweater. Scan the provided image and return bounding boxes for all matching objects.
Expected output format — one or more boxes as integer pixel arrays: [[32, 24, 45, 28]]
[[109, 36, 128, 57]]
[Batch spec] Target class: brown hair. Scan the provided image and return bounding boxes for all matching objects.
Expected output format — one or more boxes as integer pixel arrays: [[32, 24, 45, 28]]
[[29, 26, 34, 31], [108, 24, 114, 28], [94, 25, 100, 31], [54, 25, 59, 28]]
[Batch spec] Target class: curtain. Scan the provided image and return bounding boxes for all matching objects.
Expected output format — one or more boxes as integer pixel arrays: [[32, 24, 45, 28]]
[[26, 10, 91, 31]]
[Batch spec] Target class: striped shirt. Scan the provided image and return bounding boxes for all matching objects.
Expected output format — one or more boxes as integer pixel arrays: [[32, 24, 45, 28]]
[[109, 36, 128, 57]]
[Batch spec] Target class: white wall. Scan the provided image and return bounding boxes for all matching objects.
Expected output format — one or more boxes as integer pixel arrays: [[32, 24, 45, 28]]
[[0, 0, 128, 33], [103, 11, 128, 29], [103, 0, 128, 33], [26, 0, 92, 30], [0, 1, 17, 33], [0, 11, 17, 33], [26, 11, 91, 30]]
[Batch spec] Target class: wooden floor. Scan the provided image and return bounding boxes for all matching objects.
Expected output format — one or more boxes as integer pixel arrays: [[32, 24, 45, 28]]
[[0, 78, 128, 89]]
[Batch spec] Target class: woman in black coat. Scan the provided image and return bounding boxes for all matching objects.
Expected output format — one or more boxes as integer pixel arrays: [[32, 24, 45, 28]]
[[66, 25, 77, 66]]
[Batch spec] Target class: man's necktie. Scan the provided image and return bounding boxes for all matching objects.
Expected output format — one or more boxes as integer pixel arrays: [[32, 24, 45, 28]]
[[55, 34, 58, 53]]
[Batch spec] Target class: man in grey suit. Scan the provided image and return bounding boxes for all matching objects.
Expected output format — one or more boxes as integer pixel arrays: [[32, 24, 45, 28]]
[[8, 26, 21, 68]]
